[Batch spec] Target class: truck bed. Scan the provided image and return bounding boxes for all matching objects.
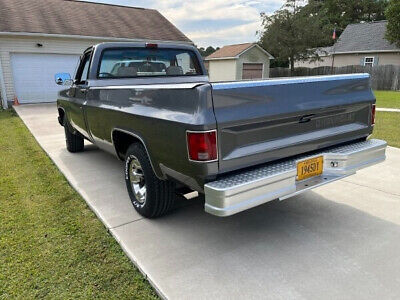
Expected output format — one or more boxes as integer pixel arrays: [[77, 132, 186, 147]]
[[211, 74, 374, 174]]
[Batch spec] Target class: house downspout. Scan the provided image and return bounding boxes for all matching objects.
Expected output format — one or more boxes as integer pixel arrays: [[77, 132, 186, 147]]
[[0, 57, 8, 109]]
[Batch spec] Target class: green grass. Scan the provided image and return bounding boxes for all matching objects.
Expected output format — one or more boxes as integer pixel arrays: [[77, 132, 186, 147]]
[[372, 111, 400, 148], [374, 90, 400, 109], [0, 109, 158, 298]]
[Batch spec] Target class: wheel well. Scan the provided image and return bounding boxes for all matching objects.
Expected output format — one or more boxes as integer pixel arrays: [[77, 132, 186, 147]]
[[58, 108, 65, 125], [112, 130, 143, 160]]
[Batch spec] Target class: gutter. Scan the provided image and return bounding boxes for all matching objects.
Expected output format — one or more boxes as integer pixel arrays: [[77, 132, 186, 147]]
[[329, 49, 400, 55], [0, 32, 194, 45], [205, 57, 238, 61], [0, 58, 7, 109]]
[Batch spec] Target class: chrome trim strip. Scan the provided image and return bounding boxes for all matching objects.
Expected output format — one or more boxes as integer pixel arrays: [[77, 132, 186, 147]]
[[91, 82, 206, 90], [211, 73, 370, 90], [186, 129, 219, 163]]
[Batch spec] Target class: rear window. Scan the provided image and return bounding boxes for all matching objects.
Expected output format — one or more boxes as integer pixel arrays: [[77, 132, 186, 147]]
[[98, 48, 202, 78]]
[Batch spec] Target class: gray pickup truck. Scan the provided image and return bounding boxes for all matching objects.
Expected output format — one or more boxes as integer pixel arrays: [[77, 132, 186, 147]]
[[55, 42, 387, 218]]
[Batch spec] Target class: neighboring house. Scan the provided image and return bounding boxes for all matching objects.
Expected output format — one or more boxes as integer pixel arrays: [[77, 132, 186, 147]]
[[205, 43, 273, 82], [0, 0, 191, 108], [295, 47, 332, 68], [295, 21, 400, 68]]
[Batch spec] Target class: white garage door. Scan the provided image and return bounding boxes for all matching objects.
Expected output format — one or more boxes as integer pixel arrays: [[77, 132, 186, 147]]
[[11, 53, 80, 103]]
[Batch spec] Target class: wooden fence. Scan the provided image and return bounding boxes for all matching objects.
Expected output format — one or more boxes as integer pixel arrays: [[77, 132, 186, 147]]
[[270, 65, 400, 91]]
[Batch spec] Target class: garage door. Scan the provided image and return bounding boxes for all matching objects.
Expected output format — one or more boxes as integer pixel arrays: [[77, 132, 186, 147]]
[[242, 63, 263, 80], [11, 53, 80, 103]]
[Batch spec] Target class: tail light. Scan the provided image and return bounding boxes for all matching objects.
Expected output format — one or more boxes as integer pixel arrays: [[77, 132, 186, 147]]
[[187, 130, 218, 161], [146, 43, 158, 49], [371, 104, 376, 125]]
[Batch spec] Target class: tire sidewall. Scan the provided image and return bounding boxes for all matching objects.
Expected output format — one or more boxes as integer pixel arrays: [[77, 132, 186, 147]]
[[63, 120, 84, 152]]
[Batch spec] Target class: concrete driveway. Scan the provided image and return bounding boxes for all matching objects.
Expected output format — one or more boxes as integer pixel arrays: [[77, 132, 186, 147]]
[[15, 103, 400, 299]]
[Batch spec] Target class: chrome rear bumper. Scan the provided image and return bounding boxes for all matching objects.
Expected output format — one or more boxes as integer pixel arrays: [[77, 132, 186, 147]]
[[204, 139, 387, 217]]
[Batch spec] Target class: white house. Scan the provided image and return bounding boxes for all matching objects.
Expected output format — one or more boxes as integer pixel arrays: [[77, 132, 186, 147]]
[[0, 0, 191, 108], [205, 43, 274, 82]]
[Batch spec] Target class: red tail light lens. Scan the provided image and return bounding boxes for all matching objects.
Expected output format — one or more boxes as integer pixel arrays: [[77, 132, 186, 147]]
[[371, 104, 376, 125], [146, 43, 158, 49], [187, 130, 217, 161]]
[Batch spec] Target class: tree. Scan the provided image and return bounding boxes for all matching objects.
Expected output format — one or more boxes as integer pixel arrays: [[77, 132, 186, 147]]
[[259, 0, 327, 71], [386, 0, 400, 47], [196, 46, 220, 57], [303, 0, 388, 42], [259, 0, 389, 71]]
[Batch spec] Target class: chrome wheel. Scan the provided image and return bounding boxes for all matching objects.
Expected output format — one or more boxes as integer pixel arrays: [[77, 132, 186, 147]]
[[129, 156, 146, 204]]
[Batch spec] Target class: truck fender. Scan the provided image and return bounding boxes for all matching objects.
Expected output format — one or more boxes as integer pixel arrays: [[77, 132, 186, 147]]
[[111, 128, 164, 179]]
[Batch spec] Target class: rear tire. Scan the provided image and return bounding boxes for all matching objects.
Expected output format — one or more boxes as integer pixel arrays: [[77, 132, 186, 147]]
[[125, 143, 175, 218], [64, 121, 84, 153]]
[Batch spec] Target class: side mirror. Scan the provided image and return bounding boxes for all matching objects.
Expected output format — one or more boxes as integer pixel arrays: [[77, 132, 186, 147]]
[[55, 73, 73, 86]]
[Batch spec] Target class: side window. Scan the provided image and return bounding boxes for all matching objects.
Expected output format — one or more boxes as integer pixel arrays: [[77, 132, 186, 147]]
[[75, 52, 91, 84]]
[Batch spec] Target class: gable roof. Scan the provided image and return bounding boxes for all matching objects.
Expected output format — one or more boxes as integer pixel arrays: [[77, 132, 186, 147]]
[[206, 43, 253, 59], [334, 21, 399, 53], [205, 43, 273, 60], [0, 0, 191, 43]]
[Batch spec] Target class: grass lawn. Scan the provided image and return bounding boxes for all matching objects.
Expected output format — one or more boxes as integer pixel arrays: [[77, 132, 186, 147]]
[[372, 111, 400, 148], [0, 109, 158, 298], [374, 90, 400, 109]]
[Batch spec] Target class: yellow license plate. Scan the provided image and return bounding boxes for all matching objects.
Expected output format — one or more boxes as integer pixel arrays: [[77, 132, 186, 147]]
[[296, 156, 323, 181]]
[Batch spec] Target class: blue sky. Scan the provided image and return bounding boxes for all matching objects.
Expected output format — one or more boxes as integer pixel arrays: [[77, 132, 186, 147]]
[[84, 0, 286, 47]]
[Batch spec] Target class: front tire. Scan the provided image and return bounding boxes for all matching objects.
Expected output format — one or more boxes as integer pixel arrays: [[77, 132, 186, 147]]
[[64, 121, 84, 153], [125, 143, 175, 218]]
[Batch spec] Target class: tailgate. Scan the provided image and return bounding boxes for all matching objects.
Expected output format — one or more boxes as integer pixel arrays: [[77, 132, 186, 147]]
[[211, 74, 374, 173]]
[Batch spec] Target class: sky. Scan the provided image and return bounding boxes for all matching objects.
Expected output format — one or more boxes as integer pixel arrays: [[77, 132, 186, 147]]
[[84, 0, 286, 48]]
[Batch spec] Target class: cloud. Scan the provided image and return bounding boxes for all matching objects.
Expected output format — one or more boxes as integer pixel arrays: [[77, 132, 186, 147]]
[[160, 0, 284, 47], [189, 21, 262, 47], [87, 0, 285, 47]]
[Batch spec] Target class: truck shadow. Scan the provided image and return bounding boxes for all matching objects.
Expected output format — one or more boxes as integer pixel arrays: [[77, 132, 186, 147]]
[[169, 191, 400, 245]]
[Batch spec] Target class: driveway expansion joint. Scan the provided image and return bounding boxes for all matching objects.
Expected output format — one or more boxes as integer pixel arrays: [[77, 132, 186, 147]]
[[109, 218, 145, 230], [342, 179, 400, 198]]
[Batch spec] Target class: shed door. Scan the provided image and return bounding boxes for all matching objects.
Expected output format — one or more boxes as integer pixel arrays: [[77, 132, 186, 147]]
[[242, 63, 263, 80], [11, 53, 80, 103]]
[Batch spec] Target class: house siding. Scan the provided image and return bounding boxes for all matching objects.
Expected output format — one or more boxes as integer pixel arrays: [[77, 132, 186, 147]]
[[0, 35, 109, 103], [236, 46, 270, 79], [295, 56, 333, 68], [295, 52, 400, 68], [333, 52, 400, 67], [208, 59, 237, 82]]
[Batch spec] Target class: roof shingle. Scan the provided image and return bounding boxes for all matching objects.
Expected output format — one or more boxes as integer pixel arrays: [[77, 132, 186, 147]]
[[0, 0, 191, 42], [334, 21, 398, 53], [206, 43, 254, 59]]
